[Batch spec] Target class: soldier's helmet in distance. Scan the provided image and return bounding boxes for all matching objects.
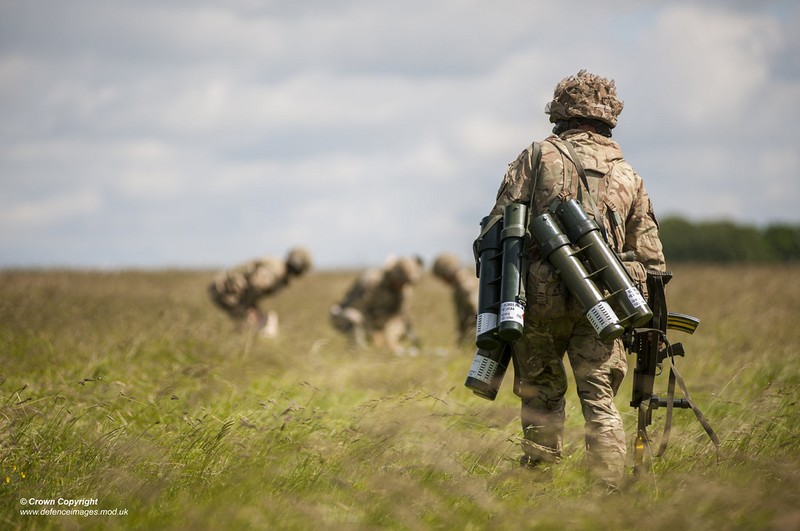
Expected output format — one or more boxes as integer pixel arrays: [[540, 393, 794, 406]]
[[544, 69, 624, 128], [432, 253, 461, 281], [286, 246, 312, 276], [387, 256, 423, 286]]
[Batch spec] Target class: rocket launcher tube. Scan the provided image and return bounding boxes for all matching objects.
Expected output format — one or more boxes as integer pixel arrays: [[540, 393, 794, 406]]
[[475, 215, 504, 350], [555, 199, 653, 327], [464, 344, 511, 401], [530, 212, 624, 341], [498, 203, 528, 341]]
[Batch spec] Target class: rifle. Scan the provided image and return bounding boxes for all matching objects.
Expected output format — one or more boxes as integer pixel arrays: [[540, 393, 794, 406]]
[[625, 270, 720, 476]]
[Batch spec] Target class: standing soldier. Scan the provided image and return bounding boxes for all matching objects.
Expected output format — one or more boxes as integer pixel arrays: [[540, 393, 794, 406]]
[[208, 246, 312, 337], [431, 253, 478, 345], [329, 256, 423, 354], [484, 70, 666, 490]]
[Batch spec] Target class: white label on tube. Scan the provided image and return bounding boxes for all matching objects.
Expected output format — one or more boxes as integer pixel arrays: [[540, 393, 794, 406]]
[[500, 301, 524, 325], [468, 353, 498, 384], [476, 312, 498, 336], [586, 301, 618, 335], [625, 287, 647, 309]]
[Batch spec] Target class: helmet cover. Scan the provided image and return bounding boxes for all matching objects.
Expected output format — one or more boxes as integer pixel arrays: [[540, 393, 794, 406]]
[[545, 69, 624, 128]]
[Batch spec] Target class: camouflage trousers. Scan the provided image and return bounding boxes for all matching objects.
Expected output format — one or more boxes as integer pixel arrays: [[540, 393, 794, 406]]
[[208, 282, 250, 319], [512, 316, 627, 485]]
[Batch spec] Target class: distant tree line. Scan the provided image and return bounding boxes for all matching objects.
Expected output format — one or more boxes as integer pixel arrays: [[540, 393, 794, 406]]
[[658, 217, 800, 263]]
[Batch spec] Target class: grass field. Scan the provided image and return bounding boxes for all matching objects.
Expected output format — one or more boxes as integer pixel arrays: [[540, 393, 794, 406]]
[[1, 264, 799, 530]]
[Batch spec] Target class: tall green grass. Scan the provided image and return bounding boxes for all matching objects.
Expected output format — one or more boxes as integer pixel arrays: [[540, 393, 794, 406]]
[[1, 265, 798, 530]]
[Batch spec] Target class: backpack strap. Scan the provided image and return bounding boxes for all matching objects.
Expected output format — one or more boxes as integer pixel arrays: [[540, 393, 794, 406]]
[[548, 138, 609, 243], [517, 141, 543, 307], [523, 142, 543, 259], [526, 141, 543, 217]]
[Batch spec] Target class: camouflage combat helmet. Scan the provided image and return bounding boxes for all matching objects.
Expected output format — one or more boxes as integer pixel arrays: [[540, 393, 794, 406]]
[[286, 246, 312, 276], [432, 253, 460, 281], [544, 69, 624, 128], [387, 256, 423, 286]]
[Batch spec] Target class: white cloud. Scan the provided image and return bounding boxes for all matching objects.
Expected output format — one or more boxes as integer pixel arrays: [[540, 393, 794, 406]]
[[636, 4, 782, 128], [0, 0, 797, 269], [758, 147, 800, 202], [0, 189, 101, 228]]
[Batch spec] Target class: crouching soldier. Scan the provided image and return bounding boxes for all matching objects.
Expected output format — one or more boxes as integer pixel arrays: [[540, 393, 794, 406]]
[[329, 256, 423, 354], [209, 246, 312, 337]]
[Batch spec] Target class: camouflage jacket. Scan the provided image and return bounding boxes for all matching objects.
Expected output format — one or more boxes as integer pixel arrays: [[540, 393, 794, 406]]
[[338, 267, 412, 328], [211, 257, 290, 309], [489, 130, 666, 318]]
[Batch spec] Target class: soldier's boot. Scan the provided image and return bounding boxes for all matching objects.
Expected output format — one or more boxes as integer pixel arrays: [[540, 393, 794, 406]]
[[521, 425, 563, 467], [245, 309, 264, 331], [261, 311, 279, 338], [585, 433, 626, 491], [352, 324, 368, 349]]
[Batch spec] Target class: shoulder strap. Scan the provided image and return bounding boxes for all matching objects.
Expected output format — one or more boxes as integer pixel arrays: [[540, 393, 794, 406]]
[[527, 141, 542, 215], [549, 138, 608, 243], [473, 142, 542, 274], [517, 141, 543, 307], [559, 140, 591, 200], [523, 141, 542, 257]]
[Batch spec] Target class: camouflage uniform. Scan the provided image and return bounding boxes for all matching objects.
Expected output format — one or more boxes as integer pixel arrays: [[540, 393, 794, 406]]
[[488, 70, 666, 487], [329, 256, 423, 353], [432, 253, 479, 344], [209, 247, 312, 336]]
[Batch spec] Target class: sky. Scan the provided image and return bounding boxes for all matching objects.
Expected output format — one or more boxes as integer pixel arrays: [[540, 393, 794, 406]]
[[1, 0, 798, 270]]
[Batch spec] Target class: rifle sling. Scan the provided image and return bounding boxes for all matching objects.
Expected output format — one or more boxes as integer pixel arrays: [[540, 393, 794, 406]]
[[657, 355, 722, 458], [638, 344, 721, 465], [635, 271, 720, 472], [655, 354, 678, 458]]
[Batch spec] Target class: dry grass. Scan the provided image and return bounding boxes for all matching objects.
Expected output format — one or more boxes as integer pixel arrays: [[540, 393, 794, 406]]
[[0, 264, 798, 530]]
